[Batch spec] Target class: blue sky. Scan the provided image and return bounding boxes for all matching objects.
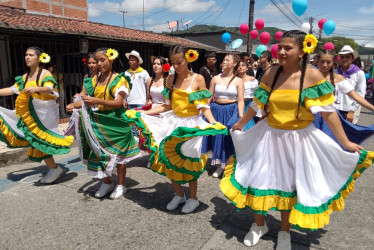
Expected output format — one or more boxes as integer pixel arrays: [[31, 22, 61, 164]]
[[88, 0, 374, 46]]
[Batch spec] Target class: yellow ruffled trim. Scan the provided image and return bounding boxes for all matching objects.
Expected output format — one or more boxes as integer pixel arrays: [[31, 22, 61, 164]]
[[0, 116, 29, 147], [289, 179, 355, 230], [304, 92, 335, 109], [220, 157, 297, 210], [253, 97, 265, 110], [15, 92, 74, 147], [259, 82, 271, 92], [27, 147, 49, 159]]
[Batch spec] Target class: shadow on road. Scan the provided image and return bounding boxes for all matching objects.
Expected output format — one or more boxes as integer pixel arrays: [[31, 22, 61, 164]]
[[209, 196, 327, 249]]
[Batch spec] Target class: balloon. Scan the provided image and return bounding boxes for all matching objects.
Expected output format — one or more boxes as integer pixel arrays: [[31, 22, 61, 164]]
[[292, 0, 308, 16], [323, 20, 336, 36], [256, 45, 268, 58], [259, 31, 270, 45], [323, 42, 335, 51], [318, 18, 327, 30], [250, 30, 259, 39], [255, 19, 265, 30], [300, 22, 311, 33], [365, 73, 370, 80], [271, 44, 279, 59], [275, 31, 283, 41], [239, 23, 249, 35], [221, 32, 231, 43]]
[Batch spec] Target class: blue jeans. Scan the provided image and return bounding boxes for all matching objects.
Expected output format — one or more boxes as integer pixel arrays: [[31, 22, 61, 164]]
[[128, 104, 143, 137]]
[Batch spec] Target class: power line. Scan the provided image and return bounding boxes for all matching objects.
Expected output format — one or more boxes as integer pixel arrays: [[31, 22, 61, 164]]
[[194, 0, 231, 26], [269, 0, 300, 28], [145, 0, 188, 18], [236, 0, 246, 27], [210, 0, 233, 24]]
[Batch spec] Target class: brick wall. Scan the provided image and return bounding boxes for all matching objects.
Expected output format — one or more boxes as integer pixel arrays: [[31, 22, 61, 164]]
[[0, 0, 87, 20]]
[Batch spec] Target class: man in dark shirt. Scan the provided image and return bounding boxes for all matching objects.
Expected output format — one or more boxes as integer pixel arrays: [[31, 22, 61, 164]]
[[199, 52, 218, 89], [239, 52, 255, 76], [256, 50, 272, 82]]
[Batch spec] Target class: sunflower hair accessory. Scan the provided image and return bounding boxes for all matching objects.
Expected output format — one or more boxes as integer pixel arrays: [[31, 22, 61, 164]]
[[106, 48, 119, 61], [39, 53, 51, 63], [303, 34, 318, 54], [185, 49, 199, 63]]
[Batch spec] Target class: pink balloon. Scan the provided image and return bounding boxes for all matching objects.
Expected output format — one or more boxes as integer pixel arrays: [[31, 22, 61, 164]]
[[255, 19, 265, 30], [324, 42, 335, 51], [318, 18, 327, 30], [250, 29, 258, 39], [271, 44, 278, 59], [259, 31, 270, 45], [275, 31, 283, 41], [239, 23, 249, 35]]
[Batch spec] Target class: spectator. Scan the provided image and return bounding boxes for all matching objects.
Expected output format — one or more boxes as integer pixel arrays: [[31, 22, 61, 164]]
[[239, 52, 255, 76], [199, 52, 218, 89], [255, 50, 272, 81]]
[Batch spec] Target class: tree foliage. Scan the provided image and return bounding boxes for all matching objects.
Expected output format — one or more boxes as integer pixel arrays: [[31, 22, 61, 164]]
[[318, 36, 358, 54]]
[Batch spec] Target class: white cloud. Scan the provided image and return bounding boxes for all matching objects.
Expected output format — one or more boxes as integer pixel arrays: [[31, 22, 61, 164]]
[[88, 0, 216, 18], [357, 4, 374, 14]]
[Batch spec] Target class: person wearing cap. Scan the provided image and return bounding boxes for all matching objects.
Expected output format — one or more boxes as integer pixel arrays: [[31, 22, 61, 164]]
[[125, 50, 150, 109], [125, 50, 150, 137], [336, 45, 366, 123]]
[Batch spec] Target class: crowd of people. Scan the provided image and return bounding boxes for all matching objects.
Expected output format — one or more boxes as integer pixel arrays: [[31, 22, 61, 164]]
[[0, 30, 374, 250]]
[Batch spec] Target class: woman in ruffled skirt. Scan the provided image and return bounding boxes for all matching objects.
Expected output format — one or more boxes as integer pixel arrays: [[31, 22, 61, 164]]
[[66, 48, 140, 199], [314, 49, 374, 146], [0, 46, 74, 183], [125, 45, 227, 213], [220, 31, 374, 250]]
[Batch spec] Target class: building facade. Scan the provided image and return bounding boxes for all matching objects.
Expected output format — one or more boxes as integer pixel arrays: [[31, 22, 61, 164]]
[[0, 0, 87, 20]]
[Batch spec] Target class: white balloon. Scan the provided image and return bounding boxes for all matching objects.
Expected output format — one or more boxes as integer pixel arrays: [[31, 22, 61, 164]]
[[300, 22, 311, 33]]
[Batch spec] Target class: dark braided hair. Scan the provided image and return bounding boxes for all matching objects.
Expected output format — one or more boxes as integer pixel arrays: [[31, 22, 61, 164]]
[[225, 53, 240, 89], [318, 49, 335, 86], [265, 30, 308, 119], [24, 46, 45, 87], [148, 56, 168, 102]]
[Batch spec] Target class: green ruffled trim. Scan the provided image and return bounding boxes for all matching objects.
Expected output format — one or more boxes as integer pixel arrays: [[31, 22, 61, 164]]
[[28, 154, 52, 163], [84, 77, 94, 96], [0, 113, 29, 148], [225, 155, 297, 214], [188, 89, 212, 104], [15, 75, 25, 91], [161, 86, 171, 100], [16, 96, 70, 155], [253, 86, 269, 105], [158, 124, 227, 183], [300, 80, 334, 107], [40, 76, 58, 89]]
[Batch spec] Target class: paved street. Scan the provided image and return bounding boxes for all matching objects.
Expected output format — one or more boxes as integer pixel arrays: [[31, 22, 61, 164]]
[[0, 110, 373, 250]]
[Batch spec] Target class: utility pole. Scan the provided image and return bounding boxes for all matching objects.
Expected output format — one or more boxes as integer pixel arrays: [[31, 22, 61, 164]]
[[308, 16, 314, 34], [119, 10, 127, 28], [143, 0, 145, 30], [247, 0, 255, 54]]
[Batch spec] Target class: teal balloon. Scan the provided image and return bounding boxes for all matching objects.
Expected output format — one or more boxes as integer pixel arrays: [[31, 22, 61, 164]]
[[365, 73, 370, 79], [221, 32, 231, 44], [323, 20, 336, 35], [256, 45, 268, 58], [292, 0, 308, 16]]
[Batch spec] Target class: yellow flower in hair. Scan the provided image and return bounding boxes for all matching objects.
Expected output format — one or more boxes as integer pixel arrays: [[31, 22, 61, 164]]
[[303, 34, 318, 54], [185, 49, 199, 63], [39, 53, 51, 63], [106, 48, 119, 61]]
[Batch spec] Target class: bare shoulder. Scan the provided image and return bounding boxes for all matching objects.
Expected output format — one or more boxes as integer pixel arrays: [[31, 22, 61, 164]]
[[304, 67, 324, 88], [41, 69, 53, 78], [333, 73, 345, 83], [195, 73, 207, 89], [166, 74, 175, 87], [261, 65, 280, 86]]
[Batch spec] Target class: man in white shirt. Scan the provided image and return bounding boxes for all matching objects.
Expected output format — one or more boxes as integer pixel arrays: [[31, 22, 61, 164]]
[[125, 50, 150, 136], [336, 45, 366, 124], [125, 50, 150, 109]]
